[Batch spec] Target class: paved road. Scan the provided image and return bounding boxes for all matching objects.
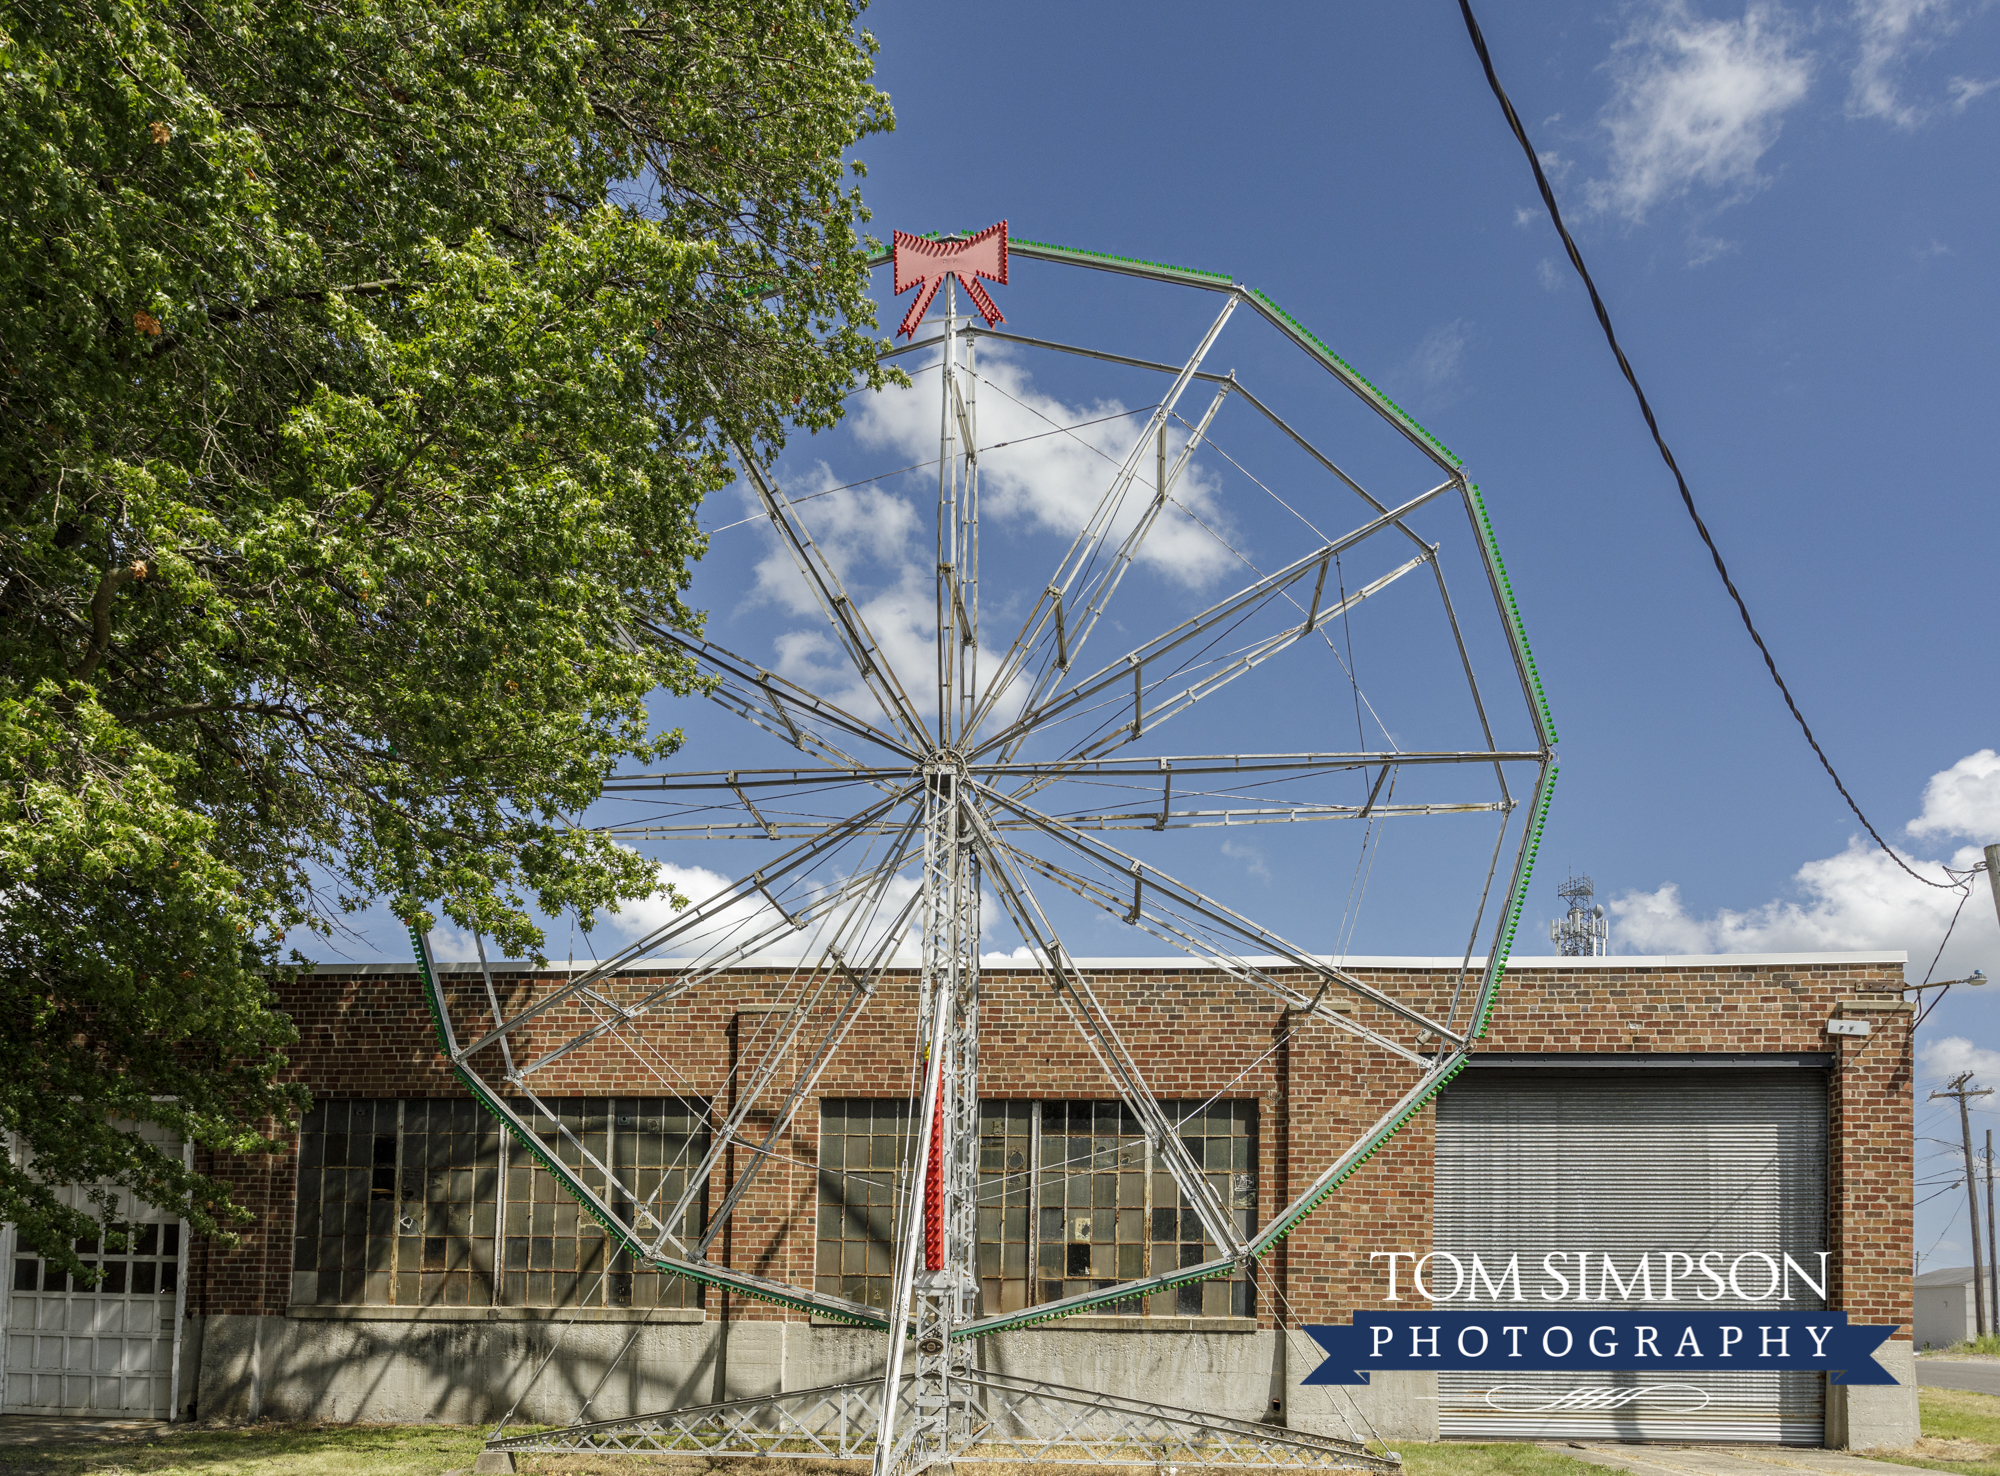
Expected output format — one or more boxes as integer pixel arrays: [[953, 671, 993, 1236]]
[[1915, 1358, 2000, 1395], [0, 1415, 167, 1445]]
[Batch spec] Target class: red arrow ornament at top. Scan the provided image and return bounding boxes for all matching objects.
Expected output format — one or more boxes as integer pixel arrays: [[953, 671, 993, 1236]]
[[892, 221, 1009, 339]]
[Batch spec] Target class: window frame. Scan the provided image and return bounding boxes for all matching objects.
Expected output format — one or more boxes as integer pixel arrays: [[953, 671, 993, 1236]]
[[291, 1096, 710, 1312], [818, 1097, 1256, 1322]]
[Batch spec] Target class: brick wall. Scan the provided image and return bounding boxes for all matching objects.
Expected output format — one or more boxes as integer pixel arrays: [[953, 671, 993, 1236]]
[[194, 955, 1911, 1342]]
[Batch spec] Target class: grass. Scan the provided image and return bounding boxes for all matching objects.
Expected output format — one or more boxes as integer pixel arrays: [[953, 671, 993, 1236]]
[[1861, 1388, 2000, 1476], [1392, 1443, 1605, 1476], [501, 1450, 1612, 1476], [18, 1401, 2000, 1476], [0, 1421, 485, 1476], [0, 1425, 1615, 1476], [1928, 1338, 2000, 1358]]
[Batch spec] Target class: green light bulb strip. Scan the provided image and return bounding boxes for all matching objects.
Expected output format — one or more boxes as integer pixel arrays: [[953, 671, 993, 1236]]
[[954, 1255, 1249, 1340], [1241, 288, 1462, 470], [867, 232, 1466, 474], [1466, 483, 1556, 745], [1472, 765, 1557, 1042], [1254, 1052, 1475, 1251], [1007, 235, 1235, 287]]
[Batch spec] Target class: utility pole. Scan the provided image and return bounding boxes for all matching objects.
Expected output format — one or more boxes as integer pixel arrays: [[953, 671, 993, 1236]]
[[1932, 1072, 1995, 1338], [1976, 1128, 1992, 1336]]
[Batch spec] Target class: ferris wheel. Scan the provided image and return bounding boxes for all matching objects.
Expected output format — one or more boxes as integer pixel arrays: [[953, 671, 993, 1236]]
[[412, 223, 1556, 1475]]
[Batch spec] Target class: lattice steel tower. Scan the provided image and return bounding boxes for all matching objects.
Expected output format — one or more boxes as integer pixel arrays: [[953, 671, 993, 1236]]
[[1550, 872, 1608, 956]]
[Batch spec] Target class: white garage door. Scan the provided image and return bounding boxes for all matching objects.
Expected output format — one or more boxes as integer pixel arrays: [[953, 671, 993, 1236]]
[[4, 1172, 188, 1417], [1434, 1063, 1828, 1443]]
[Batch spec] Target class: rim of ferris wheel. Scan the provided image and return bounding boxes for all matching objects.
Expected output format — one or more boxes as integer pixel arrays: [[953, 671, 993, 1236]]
[[412, 227, 1558, 1473]]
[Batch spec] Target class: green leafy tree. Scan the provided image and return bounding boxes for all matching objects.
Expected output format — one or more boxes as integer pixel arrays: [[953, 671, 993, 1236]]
[[0, 0, 892, 1271]]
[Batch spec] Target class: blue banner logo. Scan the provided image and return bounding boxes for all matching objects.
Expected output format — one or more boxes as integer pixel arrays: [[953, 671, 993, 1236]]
[[1303, 1311, 1899, 1386]]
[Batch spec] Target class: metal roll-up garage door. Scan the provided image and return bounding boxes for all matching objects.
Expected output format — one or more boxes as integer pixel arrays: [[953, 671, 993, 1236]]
[[1434, 1063, 1828, 1443]]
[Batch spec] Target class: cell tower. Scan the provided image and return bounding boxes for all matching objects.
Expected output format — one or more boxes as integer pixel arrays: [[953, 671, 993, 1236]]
[[1550, 872, 1608, 956]]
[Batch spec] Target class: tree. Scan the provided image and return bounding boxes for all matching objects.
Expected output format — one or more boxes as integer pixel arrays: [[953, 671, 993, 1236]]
[[0, 0, 892, 1271]]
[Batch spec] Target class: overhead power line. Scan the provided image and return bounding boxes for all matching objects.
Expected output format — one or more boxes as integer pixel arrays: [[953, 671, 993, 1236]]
[[1454, 0, 1956, 892]]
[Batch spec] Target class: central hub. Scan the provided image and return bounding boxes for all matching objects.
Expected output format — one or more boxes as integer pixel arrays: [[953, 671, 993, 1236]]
[[921, 746, 969, 801]]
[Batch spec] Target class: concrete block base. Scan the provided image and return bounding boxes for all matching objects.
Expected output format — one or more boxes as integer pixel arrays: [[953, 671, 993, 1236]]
[[1827, 1340, 1919, 1451]]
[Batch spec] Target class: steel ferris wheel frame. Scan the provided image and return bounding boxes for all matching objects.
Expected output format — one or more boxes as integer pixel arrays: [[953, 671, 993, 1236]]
[[409, 226, 1557, 1475]]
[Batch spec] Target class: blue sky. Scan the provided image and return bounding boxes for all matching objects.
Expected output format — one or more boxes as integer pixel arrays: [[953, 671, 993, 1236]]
[[844, 0, 2000, 1269], [346, 2, 2000, 1268]]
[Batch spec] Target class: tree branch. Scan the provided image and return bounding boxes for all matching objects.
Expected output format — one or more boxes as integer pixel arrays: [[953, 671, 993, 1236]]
[[70, 562, 148, 680], [206, 279, 406, 325]]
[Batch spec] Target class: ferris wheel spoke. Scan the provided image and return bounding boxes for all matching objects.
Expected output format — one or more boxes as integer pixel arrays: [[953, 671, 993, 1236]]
[[503, 844, 920, 1083], [732, 443, 931, 750], [976, 747, 1538, 787], [964, 813, 1248, 1260], [641, 621, 923, 764], [1024, 378, 1234, 703], [454, 786, 920, 1064], [970, 780, 1460, 1052], [594, 766, 921, 841], [976, 483, 1449, 764], [686, 899, 928, 1263], [970, 297, 1240, 737], [1075, 553, 1430, 759], [666, 873, 927, 1261], [987, 834, 1437, 1071], [988, 748, 1534, 820], [991, 798, 1509, 831], [964, 320, 1438, 559]]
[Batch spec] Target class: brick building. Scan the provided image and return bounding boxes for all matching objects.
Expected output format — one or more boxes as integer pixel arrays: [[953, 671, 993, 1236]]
[[2, 949, 1916, 1447]]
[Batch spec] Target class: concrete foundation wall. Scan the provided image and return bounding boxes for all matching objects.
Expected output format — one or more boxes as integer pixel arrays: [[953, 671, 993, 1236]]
[[192, 1311, 1435, 1441], [195, 1307, 1918, 1449], [1826, 1340, 1919, 1452]]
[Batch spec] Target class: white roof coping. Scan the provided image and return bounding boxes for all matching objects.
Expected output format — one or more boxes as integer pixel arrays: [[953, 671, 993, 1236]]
[[1915, 1266, 1986, 1288], [304, 949, 1906, 974]]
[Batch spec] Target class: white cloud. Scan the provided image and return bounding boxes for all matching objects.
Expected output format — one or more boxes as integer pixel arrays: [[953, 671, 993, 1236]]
[[1398, 320, 1471, 401], [1537, 258, 1565, 293], [427, 925, 485, 963], [1515, 206, 1542, 229], [745, 466, 920, 619], [744, 350, 1246, 738], [593, 859, 925, 967], [1949, 75, 2000, 111], [1919, 1035, 2000, 1085], [1221, 839, 1272, 884], [1847, 0, 1956, 127], [1606, 749, 2000, 980], [851, 350, 1242, 591], [1686, 232, 1742, 266], [1587, 1, 1813, 223], [1908, 750, 2000, 840], [742, 462, 1022, 734]]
